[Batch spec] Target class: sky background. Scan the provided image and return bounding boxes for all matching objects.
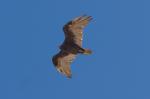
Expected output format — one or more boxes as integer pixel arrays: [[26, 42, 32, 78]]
[[0, 0, 150, 99]]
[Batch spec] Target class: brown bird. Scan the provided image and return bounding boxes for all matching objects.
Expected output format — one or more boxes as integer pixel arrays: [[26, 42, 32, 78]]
[[52, 15, 92, 78]]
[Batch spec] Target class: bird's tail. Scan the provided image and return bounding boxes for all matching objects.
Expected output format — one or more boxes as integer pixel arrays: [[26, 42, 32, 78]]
[[83, 49, 92, 55]]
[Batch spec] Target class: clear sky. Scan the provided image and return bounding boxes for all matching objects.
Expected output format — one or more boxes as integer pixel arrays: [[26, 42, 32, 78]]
[[0, 0, 150, 99]]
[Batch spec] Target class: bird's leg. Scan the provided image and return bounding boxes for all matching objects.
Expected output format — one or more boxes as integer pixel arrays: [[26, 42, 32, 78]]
[[72, 43, 92, 54], [71, 43, 84, 52], [82, 49, 92, 55], [78, 48, 92, 55]]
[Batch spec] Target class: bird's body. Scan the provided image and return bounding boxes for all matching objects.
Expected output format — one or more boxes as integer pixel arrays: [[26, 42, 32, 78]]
[[52, 15, 92, 78]]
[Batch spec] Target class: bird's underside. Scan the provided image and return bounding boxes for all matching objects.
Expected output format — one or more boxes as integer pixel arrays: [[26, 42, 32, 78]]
[[52, 15, 92, 78]]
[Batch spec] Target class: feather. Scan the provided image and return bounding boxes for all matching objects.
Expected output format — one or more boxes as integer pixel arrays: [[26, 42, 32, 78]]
[[52, 15, 92, 78]]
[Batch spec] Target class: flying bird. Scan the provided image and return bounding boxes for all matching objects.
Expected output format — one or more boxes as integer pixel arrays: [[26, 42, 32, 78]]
[[52, 15, 92, 78]]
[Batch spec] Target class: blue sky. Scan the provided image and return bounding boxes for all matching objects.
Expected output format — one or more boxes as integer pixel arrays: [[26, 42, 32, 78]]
[[0, 0, 150, 99]]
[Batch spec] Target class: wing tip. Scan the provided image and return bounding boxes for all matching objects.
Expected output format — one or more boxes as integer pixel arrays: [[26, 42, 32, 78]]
[[74, 15, 93, 22], [66, 74, 72, 79], [56, 66, 72, 78], [80, 15, 93, 20]]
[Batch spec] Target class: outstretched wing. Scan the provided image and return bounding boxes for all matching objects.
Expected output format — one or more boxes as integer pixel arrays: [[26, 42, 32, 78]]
[[52, 51, 76, 78], [63, 15, 92, 47]]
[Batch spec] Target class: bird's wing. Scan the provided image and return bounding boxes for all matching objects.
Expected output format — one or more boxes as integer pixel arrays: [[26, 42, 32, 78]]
[[63, 15, 92, 46], [53, 51, 76, 78]]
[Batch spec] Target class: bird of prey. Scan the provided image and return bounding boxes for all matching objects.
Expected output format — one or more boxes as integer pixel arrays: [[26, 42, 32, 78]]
[[52, 15, 92, 78]]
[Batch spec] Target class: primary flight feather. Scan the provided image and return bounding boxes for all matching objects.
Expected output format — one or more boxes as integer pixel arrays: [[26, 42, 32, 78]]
[[52, 15, 92, 78]]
